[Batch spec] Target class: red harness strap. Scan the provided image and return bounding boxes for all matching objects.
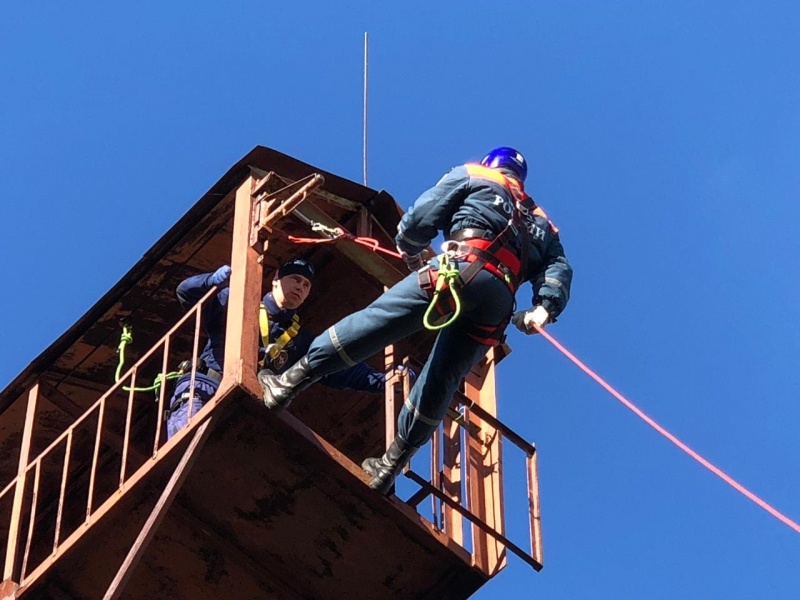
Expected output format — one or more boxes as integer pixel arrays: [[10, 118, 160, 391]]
[[457, 237, 522, 293]]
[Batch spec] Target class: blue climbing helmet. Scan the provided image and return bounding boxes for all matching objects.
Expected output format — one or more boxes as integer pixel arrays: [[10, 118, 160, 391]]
[[480, 147, 527, 183]]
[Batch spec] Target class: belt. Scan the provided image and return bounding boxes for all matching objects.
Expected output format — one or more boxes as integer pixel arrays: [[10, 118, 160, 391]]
[[449, 228, 495, 242]]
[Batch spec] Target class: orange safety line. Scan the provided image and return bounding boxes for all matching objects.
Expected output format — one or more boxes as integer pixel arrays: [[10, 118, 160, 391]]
[[533, 323, 800, 535]]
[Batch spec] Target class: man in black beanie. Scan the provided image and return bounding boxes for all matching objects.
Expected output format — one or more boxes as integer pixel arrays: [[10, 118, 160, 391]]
[[165, 258, 385, 439]]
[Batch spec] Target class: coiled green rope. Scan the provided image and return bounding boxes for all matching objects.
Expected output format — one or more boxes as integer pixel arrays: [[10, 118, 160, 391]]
[[116, 325, 180, 395], [422, 252, 463, 331]]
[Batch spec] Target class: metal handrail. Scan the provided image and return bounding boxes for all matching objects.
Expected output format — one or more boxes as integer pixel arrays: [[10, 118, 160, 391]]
[[398, 374, 544, 576], [405, 470, 543, 571], [1, 286, 218, 586]]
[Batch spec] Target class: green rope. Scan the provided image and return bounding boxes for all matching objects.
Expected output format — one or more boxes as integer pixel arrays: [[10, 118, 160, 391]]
[[423, 252, 463, 331], [116, 325, 180, 395]]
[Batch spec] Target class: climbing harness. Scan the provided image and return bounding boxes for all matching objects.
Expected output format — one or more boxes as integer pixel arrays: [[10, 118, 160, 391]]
[[115, 324, 181, 395], [259, 305, 301, 370]]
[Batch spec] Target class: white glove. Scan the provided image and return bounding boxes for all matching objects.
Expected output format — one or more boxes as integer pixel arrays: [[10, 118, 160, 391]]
[[511, 305, 550, 334]]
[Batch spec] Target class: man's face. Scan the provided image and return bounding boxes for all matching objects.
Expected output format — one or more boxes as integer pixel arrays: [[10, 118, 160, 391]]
[[272, 274, 312, 309]]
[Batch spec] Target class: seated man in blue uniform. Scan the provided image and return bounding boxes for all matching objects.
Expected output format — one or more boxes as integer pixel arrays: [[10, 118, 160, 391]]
[[258, 147, 574, 494], [165, 258, 386, 439]]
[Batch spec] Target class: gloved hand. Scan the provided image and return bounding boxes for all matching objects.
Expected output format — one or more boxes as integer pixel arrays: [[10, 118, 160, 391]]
[[208, 265, 232, 287], [395, 365, 418, 384], [511, 305, 550, 334], [397, 247, 424, 272]]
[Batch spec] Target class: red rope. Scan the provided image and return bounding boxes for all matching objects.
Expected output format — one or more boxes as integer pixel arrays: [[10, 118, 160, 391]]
[[288, 229, 403, 259], [533, 324, 800, 535]]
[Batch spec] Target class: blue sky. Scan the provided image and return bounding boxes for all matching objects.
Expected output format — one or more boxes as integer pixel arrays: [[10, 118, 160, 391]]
[[2, 2, 800, 598]]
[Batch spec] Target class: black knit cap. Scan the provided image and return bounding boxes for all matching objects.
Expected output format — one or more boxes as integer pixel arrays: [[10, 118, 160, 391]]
[[277, 258, 315, 282]]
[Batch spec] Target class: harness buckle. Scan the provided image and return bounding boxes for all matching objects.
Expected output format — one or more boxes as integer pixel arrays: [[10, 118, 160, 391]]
[[417, 265, 436, 291]]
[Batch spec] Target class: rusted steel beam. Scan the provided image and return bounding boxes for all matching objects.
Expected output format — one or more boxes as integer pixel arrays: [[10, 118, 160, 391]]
[[0, 579, 19, 599], [153, 335, 171, 453], [4, 384, 39, 582], [528, 452, 544, 568], [250, 173, 324, 248], [357, 206, 373, 238], [223, 176, 262, 397], [53, 430, 72, 553], [445, 406, 480, 437], [464, 348, 507, 576], [405, 470, 542, 572], [185, 306, 203, 423], [405, 486, 431, 508], [20, 462, 40, 580], [431, 424, 442, 530], [103, 419, 213, 600], [383, 345, 397, 451], [120, 370, 136, 486], [86, 397, 106, 518], [453, 391, 535, 456], [250, 170, 277, 198]]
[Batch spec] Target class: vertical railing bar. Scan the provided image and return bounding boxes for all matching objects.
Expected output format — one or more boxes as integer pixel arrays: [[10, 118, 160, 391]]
[[186, 304, 203, 426], [20, 461, 41, 580], [400, 358, 411, 474], [53, 430, 72, 554], [154, 335, 171, 454], [120, 366, 137, 488], [430, 423, 442, 530], [528, 451, 543, 567], [5, 384, 39, 582], [87, 397, 106, 518], [462, 404, 478, 565], [383, 344, 397, 453], [114, 288, 217, 383]]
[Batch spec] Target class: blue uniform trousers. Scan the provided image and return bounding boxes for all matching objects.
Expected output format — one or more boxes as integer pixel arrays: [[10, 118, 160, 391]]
[[166, 373, 220, 440], [306, 262, 514, 448]]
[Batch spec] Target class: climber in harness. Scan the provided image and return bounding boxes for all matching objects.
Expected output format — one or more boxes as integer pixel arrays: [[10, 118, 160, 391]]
[[259, 147, 573, 494], [166, 258, 387, 439]]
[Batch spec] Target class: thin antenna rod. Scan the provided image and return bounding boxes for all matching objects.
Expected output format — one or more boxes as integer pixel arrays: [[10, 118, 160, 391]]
[[363, 32, 369, 187]]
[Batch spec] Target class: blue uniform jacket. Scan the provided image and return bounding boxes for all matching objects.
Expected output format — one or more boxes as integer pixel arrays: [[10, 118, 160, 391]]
[[176, 273, 385, 393], [395, 164, 573, 317]]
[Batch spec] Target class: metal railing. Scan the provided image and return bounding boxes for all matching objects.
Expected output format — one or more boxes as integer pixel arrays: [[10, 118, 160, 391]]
[[0, 286, 220, 589], [388, 361, 544, 575]]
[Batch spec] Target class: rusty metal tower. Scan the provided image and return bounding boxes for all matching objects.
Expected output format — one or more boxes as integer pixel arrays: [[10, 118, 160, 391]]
[[0, 147, 543, 599]]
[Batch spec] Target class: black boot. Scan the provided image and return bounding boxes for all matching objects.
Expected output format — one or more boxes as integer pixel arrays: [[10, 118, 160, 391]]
[[258, 356, 318, 410], [362, 436, 419, 495]]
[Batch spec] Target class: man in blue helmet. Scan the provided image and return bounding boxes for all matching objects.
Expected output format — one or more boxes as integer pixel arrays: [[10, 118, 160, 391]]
[[258, 148, 573, 493], [165, 258, 387, 439]]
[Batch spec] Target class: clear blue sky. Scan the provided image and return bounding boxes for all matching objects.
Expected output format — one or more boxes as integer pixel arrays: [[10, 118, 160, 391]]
[[2, 2, 800, 598]]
